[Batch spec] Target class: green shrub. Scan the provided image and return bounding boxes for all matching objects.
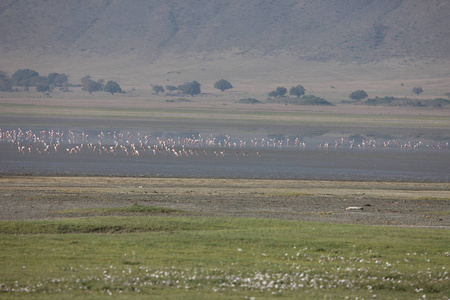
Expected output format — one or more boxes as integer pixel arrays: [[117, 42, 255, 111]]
[[237, 98, 261, 104], [363, 97, 450, 108], [267, 95, 333, 106], [349, 90, 368, 101], [299, 95, 334, 106]]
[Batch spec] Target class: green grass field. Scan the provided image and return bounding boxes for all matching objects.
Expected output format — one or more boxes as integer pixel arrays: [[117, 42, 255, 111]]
[[1, 216, 448, 299]]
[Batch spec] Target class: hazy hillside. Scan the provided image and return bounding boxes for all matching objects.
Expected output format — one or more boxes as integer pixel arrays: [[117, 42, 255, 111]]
[[1, 0, 449, 62]]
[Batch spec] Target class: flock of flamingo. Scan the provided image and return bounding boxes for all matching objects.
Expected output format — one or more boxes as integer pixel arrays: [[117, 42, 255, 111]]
[[1, 128, 448, 160]]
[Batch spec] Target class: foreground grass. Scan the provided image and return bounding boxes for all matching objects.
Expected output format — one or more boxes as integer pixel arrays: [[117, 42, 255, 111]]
[[0, 217, 448, 299], [50, 205, 185, 218]]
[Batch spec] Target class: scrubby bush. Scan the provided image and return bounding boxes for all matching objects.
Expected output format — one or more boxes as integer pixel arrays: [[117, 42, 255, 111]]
[[237, 98, 261, 104], [177, 81, 201, 96], [289, 84, 306, 97], [104, 80, 122, 95], [429, 98, 450, 108], [165, 85, 177, 92], [81, 75, 103, 94], [152, 85, 165, 94], [349, 90, 368, 101], [412, 87, 423, 96], [268, 90, 278, 97], [165, 98, 191, 103], [299, 95, 334, 106], [48, 73, 68, 87], [268, 87, 287, 97], [267, 95, 333, 106], [364, 96, 405, 106], [36, 84, 51, 93], [362, 96, 450, 108]]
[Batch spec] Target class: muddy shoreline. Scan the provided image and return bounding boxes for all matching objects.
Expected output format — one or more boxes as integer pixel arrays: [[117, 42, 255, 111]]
[[1, 176, 448, 229]]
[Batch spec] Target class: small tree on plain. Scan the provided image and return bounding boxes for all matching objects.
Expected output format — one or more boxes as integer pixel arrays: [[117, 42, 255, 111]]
[[11, 69, 40, 86], [81, 75, 103, 94], [152, 85, 165, 94], [268, 87, 287, 97], [104, 80, 122, 95], [177, 81, 201, 96], [349, 90, 368, 101], [48, 73, 69, 87], [268, 90, 278, 97], [214, 79, 233, 92], [289, 84, 306, 97], [54, 74, 69, 87], [47, 73, 59, 85], [412, 87, 423, 96], [276, 87, 287, 97]]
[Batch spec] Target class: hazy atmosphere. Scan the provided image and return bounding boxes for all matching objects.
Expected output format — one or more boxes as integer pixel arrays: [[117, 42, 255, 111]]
[[1, 1, 449, 299], [1, 0, 449, 179]]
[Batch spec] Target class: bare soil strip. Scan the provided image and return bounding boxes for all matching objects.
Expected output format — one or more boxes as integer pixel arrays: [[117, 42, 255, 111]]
[[1, 176, 448, 229]]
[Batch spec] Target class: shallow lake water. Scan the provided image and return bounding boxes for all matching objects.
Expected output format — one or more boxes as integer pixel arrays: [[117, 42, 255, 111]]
[[1, 128, 449, 182]]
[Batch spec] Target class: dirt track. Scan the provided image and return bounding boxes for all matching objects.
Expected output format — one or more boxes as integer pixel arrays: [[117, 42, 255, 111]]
[[1, 176, 448, 229]]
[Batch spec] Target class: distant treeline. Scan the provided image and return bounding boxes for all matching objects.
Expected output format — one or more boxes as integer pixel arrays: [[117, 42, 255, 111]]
[[0, 69, 70, 92], [2, 68, 450, 108]]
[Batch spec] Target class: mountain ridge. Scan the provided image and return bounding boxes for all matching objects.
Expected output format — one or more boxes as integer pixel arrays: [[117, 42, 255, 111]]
[[1, 0, 449, 62]]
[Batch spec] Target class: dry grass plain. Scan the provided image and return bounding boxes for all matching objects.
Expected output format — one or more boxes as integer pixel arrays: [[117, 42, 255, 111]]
[[1, 176, 449, 229]]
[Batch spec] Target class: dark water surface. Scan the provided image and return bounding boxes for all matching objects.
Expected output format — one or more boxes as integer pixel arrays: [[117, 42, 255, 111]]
[[1, 145, 449, 182], [1, 127, 449, 182]]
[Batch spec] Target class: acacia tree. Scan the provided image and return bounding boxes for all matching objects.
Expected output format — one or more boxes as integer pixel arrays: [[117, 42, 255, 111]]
[[412, 87, 423, 96], [276, 87, 287, 97], [177, 81, 201, 96], [104, 80, 122, 95], [214, 79, 233, 92], [11, 69, 39, 86], [269, 87, 287, 97], [48, 73, 68, 87], [289, 84, 306, 97], [349, 90, 368, 101], [81, 75, 103, 94]]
